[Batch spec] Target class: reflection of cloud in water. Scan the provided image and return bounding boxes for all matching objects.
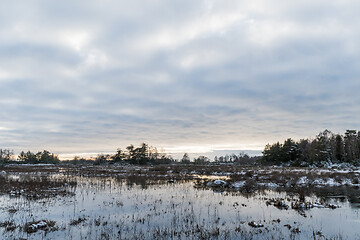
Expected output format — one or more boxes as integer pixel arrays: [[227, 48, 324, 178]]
[[0, 166, 359, 239]]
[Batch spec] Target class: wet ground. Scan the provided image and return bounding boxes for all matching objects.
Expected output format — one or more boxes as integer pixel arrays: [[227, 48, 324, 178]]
[[0, 164, 359, 239]]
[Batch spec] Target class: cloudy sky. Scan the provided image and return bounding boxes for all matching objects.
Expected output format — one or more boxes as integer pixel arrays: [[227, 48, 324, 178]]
[[1, 0, 360, 158]]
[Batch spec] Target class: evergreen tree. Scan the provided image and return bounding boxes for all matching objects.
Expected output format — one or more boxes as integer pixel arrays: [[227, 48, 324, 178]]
[[181, 153, 191, 163]]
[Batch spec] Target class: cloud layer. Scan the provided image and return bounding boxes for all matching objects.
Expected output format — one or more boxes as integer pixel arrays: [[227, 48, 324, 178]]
[[1, 0, 360, 156]]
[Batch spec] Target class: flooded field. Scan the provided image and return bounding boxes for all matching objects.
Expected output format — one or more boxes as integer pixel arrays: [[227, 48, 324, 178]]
[[0, 165, 359, 239]]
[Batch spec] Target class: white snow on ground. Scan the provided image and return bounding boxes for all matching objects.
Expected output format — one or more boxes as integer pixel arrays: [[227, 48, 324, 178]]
[[315, 165, 360, 173], [312, 178, 326, 185], [296, 176, 308, 185], [341, 178, 352, 185], [258, 182, 280, 188], [34, 221, 47, 228], [248, 221, 264, 228], [28, 221, 48, 231], [311, 178, 343, 187], [211, 172, 232, 176], [206, 180, 228, 187], [312, 203, 325, 208], [235, 171, 247, 175], [231, 181, 246, 189], [17, 164, 55, 166], [286, 169, 308, 173], [324, 178, 341, 187]]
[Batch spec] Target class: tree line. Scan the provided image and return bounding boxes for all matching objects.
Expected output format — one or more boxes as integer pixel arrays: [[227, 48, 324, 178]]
[[179, 152, 260, 165], [261, 129, 360, 166], [0, 143, 174, 165], [2, 130, 359, 166], [90, 143, 175, 165], [0, 143, 259, 165], [0, 150, 60, 164]]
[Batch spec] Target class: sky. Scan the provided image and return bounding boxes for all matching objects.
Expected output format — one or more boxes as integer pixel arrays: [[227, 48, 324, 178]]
[[1, 1, 360, 159]]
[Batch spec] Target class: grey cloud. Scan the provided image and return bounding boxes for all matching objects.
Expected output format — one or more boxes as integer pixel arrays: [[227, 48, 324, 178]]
[[1, 0, 360, 157]]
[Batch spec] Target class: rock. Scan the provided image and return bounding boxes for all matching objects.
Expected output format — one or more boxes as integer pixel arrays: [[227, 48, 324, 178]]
[[206, 180, 228, 187]]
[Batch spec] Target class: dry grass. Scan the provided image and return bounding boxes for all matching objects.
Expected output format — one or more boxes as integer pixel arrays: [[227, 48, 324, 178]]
[[70, 217, 87, 226], [0, 164, 356, 239], [0, 175, 76, 199]]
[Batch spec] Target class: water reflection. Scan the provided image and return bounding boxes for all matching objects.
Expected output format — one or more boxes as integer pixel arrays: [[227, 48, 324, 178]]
[[0, 174, 358, 239]]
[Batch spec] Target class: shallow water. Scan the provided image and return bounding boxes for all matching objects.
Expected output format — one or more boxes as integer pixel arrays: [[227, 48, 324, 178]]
[[0, 175, 359, 239]]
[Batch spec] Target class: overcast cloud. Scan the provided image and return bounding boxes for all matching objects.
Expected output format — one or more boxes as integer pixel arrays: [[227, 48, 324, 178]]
[[1, 0, 360, 157]]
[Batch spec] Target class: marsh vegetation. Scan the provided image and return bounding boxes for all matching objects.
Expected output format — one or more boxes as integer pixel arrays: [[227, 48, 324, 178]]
[[0, 164, 358, 239]]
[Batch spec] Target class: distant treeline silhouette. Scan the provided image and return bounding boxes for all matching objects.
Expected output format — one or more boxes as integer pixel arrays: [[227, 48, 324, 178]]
[[88, 143, 175, 165], [261, 129, 360, 166], [0, 143, 174, 165], [1, 130, 359, 166], [0, 150, 60, 164], [0, 143, 259, 165]]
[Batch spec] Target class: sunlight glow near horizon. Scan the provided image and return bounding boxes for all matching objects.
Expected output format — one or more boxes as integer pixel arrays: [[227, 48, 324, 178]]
[[56, 143, 265, 160], [164, 143, 264, 154]]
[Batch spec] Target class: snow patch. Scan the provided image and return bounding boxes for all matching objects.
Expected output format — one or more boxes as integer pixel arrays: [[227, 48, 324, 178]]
[[297, 176, 308, 185], [258, 182, 279, 188], [206, 180, 228, 187], [231, 181, 246, 189]]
